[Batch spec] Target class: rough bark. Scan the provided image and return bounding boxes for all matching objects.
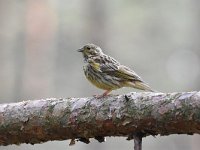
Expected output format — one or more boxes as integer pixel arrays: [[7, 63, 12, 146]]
[[0, 91, 200, 146]]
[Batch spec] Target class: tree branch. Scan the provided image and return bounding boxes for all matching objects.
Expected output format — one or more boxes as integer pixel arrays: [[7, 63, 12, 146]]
[[133, 133, 142, 150], [0, 91, 200, 146]]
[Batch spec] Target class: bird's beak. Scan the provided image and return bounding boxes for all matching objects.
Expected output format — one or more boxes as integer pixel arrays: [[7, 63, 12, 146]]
[[77, 48, 84, 52]]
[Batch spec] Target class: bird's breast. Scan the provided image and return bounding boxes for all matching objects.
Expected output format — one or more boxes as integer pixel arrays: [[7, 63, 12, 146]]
[[83, 64, 122, 90]]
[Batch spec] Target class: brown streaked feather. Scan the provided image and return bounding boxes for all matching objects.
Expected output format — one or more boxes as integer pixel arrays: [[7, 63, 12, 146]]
[[117, 65, 143, 81], [126, 81, 155, 92], [81, 45, 155, 93], [93, 55, 144, 82]]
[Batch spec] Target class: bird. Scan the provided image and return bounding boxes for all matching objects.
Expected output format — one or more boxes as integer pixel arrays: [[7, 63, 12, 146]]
[[77, 43, 155, 98]]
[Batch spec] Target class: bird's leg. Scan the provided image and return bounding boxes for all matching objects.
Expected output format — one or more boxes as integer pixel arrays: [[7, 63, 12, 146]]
[[102, 90, 112, 97], [94, 90, 112, 99]]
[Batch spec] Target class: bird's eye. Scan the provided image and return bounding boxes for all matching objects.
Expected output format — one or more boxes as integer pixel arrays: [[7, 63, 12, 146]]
[[87, 47, 90, 50]]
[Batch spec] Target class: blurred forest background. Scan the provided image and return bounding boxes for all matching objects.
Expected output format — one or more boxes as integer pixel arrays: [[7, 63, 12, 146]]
[[0, 0, 200, 150]]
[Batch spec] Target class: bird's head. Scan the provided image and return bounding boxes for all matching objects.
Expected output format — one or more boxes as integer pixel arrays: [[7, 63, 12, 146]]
[[77, 44, 103, 61]]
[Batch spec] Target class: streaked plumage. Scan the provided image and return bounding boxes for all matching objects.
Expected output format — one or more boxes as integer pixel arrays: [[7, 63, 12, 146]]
[[78, 43, 154, 97]]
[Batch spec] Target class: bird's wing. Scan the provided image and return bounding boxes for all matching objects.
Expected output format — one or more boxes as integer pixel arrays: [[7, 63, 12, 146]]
[[117, 65, 143, 81], [88, 55, 119, 72], [99, 55, 120, 72], [99, 55, 143, 82]]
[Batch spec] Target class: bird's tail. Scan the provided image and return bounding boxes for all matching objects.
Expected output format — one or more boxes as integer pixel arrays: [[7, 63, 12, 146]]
[[128, 81, 156, 92]]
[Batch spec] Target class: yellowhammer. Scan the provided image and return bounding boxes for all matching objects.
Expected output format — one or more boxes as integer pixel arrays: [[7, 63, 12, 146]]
[[78, 43, 155, 97]]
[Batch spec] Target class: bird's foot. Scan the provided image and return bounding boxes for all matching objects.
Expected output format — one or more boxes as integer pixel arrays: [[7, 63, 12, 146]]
[[93, 94, 107, 99], [93, 90, 112, 99]]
